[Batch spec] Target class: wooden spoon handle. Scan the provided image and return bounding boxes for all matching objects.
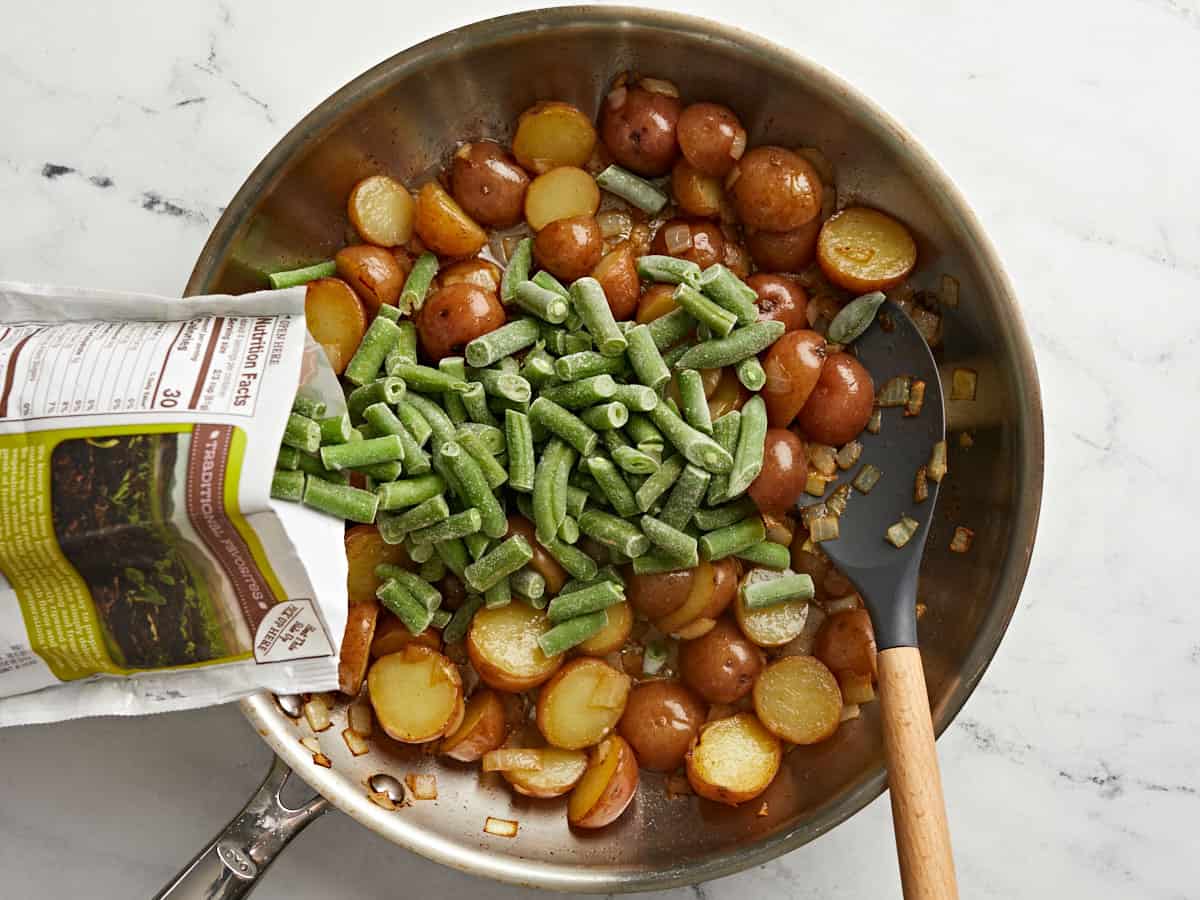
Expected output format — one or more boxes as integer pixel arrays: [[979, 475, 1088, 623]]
[[877, 646, 959, 900]]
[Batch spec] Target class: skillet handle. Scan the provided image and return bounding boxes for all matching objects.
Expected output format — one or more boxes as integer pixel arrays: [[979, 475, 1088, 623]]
[[152, 756, 328, 900], [877, 646, 959, 900]]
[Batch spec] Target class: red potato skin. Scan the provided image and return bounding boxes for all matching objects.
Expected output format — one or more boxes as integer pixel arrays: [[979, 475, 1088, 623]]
[[415, 283, 506, 361], [731, 147, 823, 232], [600, 86, 682, 176], [618, 680, 707, 771], [450, 142, 529, 228], [534, 215, 603, 282], [746, 219, 821, 272], [748, 429, 809, 517], [568, 735, 640, 828], [676, 102, 745, 177], [762, 330, 827, 428], [650, 219, 725, 270], [678, 618, 764, 704], [441, 689, 508, 762], [795, 352, 875, 445], [747, 274, 809, 333], [814, 608, 878, 680]]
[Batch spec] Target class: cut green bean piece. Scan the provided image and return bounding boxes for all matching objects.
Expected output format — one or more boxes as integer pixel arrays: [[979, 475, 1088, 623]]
[[677, 369, 714, 436], [554, 351, 626, 381], [646, 307, 697, 351], [485, 578, 512, 609], [697, 264, 759, 325], [375, 304, 401, 323], [636, 255, 702, 286], [271, 469, 305, 502], [580, 402, 628, 431], [404, 394, 457, 447], [453, 426, 507, 490], [673, 320, 785, 370], [609, 384, 658, 413], [376, 474, 446, 511], [469, 367, 531, 404], [649, 400, 733, 474], [578, 509, 650, 558], [320, 435, 404, 472], [501, 237, 533, 303], [464, 534, 534, 592], [460, 382, 498, 426], [736, 356, 767, 392], [585, 456, 638, 516], [661, 341, 693, 370], [355, 460, 402, 482], [345, 316, 402, 387], [434, 537, 471, 579], [735, 541, 792, 570], [505, 410, 536, 493], [514, 280, 570, 323], [611, 445, 660, 475], [520, 346, 559, 390], [442, 593, 484, 644], [393, 399, 432, 447], [538, 610, 608, 656], [725, 395, 767, 498], [407, 539, 434, 566], [547, 580, 624, 623], [318, 412, 353, 444], [292, 393, 327, 419], [533, 438, 575, 544], [742, 572, 815, 610], [457, 422, 506, 455], [377, 579, 435, 634], [385, 320, 419, 375], [385, 361, 467, 394], [347, 377, 406, 421], [694, 497, 759, 531], [543, 537, 598, 581], [565, 485, 589, 519], [438, 441, 507, 539], [672, 283, 737, 337], [699, 515, 766, 561], [658, 464, 711, 530], [429, 607, 452, 629], [595, 164, 668, 213], [363, 403, 429, 475], [464, 532, 491, 562], [438, 357, 470, 424], [532, 270, 569, 298], [635, 454, 686, 512], [296, 452, 348, 484], [558, 515, 580, 544], [631, 548, 699, 575], [377, 494, 450, 544], [376, 566, 443, 612], [301, 476, 379, 523], [541, 325, 592, 356], [625, 324, 671, 391], [640, 514, 698, 560], [530, 396, 598, 456], [398, 251, 438, 315], [283, 413, 321, 454], [510, 568, 546, 603], [570, 277, 627, 357], [465, 317, 541, 368], [409, 508, 483, 545], [540, 374, 618, 410], [276, 445, 301, 470], [705, 411, 742, 504], [270, 260, 336, 290], [624, 412, 664, 447]]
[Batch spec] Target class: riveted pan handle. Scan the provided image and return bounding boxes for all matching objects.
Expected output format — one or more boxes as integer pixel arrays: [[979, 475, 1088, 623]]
[[152, 756, 328, 900]]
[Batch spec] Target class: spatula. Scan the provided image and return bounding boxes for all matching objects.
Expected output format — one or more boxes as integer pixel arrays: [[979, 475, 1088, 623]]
[[805, 301, 958, 900]]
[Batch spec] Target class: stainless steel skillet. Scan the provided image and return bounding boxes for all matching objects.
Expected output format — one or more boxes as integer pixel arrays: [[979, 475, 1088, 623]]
[[165, 7, 1044, 896]]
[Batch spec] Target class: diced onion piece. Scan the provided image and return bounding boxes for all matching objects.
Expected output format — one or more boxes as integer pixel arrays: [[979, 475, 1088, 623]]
[[839, 671, 875, 705], [805, 471, 830, 497], [762, 512, 796, 546], [304, 699, 332, 733], [313, 692, 336, 708], [949, 526, 975, 553], [950, 368, 977, 401], [927, 440, 949, 483], [589, 671, 630, 709], [885, 515, 920, 548], [729, 130, 747, 161], [852, 464, 881, 494], [800, 502, 828, 530], [839, 704, 861, 723], [912, 308, 942, 347], [406, 773, 438, 800], [313, 753, 333, 768], [597, 209, 632, 239], [904, 380, 926, 417], [368, 790, 397, 811], [877, 375, 911, 408], [348, 700, 373, 737], [484, 816, 519, 838], [836, 441, 862, 470], [482, 749, 544, 772], [958, 431, 974, 448], [639, 76, 680, 97], [342, 728, 370, 757], [914, 465, 929, 503], [663, 222, 693, 255], [642, 640, 669, 675], [825, 594, 862, 614], [825, 483, 851, 518], [809, 516, 840, 543], [299, 736, 320, 754], [866, 409, 882, 434], [808, 444, 838, 476], [940, 273, 960, 308]]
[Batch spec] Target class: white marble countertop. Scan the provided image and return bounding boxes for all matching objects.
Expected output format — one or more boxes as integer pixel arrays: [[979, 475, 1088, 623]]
[[2, 1, 1198, 897]]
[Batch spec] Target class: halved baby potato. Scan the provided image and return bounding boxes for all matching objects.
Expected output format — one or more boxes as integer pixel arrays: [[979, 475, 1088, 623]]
[[304, 277, 366, 375], [337, 597, 379, 696], [568, 734, 640, 828], [752, 655, 842, 745], [512, 101, 598, 175], [368, 644, 464, 743], [370, 617, 442, 658], [345, 524, 409, 606], [437, 258, 503, 293], [335, 244, 404, 316], [656, 558, 738, 636], [524, 166, 601, 231], [734, 582, 816, 648], [441, 689, 509, 762], [502, 747, 589, 798], [468, 602, 562, 692], [813, 608, 878, 680], [816, 206, 917, 293], [414, 181, 488, 258], [348, 174, 415, 247], [685, 712, 782, 805], [536, 658, 631, 750], [576, 600, 634, 657]]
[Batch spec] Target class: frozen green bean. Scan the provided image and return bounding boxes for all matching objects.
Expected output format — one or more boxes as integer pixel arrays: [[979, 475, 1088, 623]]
[[376, 474, 446, 510], [355, 460, 402, 482], [676, 369, 714, 436], [624, 323, 671, 391], [519, 346, 558, 389], [456, 422, 506, 455], [442, 592, 484, 643], [500, 237, 533, 303], [694, 496, 759, 531], [658, 464, 711, 530], [409, 508, 483, 545], [649, 400, 733, 474], [554, 351, 626, 381], [318, 412, 353, 444], [347, 376, 406, 421], [673, 320, 785, 370], [540, 374, 618, 409], [439, 441, 507, 539], [320, 434, 404, 471], [504, 410, 536, 493], [578, 509, 650, 557], [546, 579, 624, 623], [363, 403, 429, 475], [579, 402, 628, 431], [282, 413, 321, 454], [705, 411, 742, 504], [570, 277, 626, 357], [565, 484, 590, 519], [635, 453, 686, 512], [469, 367, 531, 403], [611, 445, 659, 475], [542, 537, 598, 582], [595, 164, 668, 213], [530, 397, 598, 456], [672, 283, 737, 337], [541, 326, 592, 356], [510, 567, 546, 602], [485, 578, 512, 609], [345, 315, 402, 386], [464, 531, 491, 561], [276, 445, 301, 470], [302, 476, 379, 523], [375, 566, 443, 611], [271, 469, 305, 501], [270, 260, 337, 290], [404, 394, 456, 446], [533, 438, 572, 544], [742, 572, 815, 609], [624, 412, 664, 447], [291, 393, 327, 419], [465, 317, 541, 368], [631, 547, 698, 575], [455, 426, 508, 490], [636, 254, 701, 286], [434, 537, 471, 579], [585, 456, 638, 516], [438, 357, 470, 424], [646, 307, 696, 351], [464, 534, 534, 592], [725, 395, 768, 499], [385, 320, 419, 371], [419, 555, 446, 583], [609, 383, 658, 413], [398, 251, 438, 315], [460, 382, 498, 426], [735, 541, 792, 570], [736, 356, 767, 392], [377, 579, 434, 634], [697, 264, 759, 325], [640, 514, 698, 561], [377, 494, 450, 544], [385, 361, 468, 394], [558, 515, 580, 544], [699, 515, 765, 560], [295, 452, 348, 484], [393, 398, 432, 446], [514, 280, 570, 323]]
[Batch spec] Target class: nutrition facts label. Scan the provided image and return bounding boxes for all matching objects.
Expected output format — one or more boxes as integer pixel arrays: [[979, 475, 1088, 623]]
[[0, 315, 296, 422]]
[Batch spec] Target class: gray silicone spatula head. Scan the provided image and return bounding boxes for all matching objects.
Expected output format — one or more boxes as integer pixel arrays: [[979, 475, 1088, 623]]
[[799, 301, 945, 650]]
